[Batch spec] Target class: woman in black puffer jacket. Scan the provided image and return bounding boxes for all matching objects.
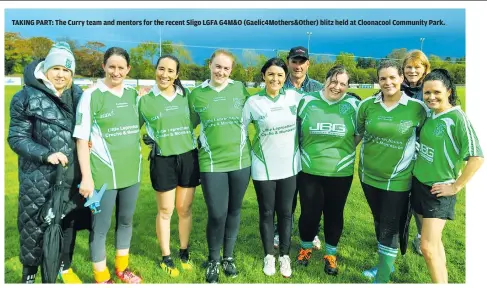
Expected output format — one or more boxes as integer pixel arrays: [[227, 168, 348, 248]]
[[8, 42, 90, 283]]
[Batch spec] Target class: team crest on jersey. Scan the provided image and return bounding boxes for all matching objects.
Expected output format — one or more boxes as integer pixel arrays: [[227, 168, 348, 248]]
[[339, 103, 351, 115], [233, 98, 244, 109], [398, 120, 413, 134], [434, 123, 445, 137], [289, 105, 297, 115]]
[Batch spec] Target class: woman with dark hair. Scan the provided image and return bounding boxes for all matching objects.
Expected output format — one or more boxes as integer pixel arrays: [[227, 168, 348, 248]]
[[242, 57, 302, 278], [8, 41, 89, 284], [401, 50, 432, 254], [74, 47, 142, 284], [295, 65, 360, 276], [412, 69, 483, 283], [189, 49, 251, 283], [138, 55, 199, 277], [357, 60, 428, 283]]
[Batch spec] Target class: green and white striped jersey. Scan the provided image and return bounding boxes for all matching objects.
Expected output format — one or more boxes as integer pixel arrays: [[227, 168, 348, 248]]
[[73, 79, 142, 190], [413, 106, 483, 186], [357, 92, 428, 191], [243, 88, 302, 181], [138, 85, 196, 156], [298, 91, 360, 177], [189, 79, 251, 172]]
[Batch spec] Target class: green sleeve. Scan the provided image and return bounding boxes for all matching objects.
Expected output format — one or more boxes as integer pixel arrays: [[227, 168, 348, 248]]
[[458, 115, 484, 160], [356, 100, 367, 136], [188, 90, 200, 128]]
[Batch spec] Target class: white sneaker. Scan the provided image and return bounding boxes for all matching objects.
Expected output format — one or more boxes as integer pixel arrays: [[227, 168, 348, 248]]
[[263, 254, 276, 276], [312, 235, 321, 250], [279, 255, 292, 278], [273, 234, 279, 249]]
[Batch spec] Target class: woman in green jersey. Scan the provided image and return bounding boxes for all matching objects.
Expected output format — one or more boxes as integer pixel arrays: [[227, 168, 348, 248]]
[[401, 50, 431, 256], [74, 47, 142, 284], [296, 65, 361, 276], [357, 59, 428, 283], [412, 69, 483, 283], [189, 49, 251, 283], [138, 54, 199, 277]]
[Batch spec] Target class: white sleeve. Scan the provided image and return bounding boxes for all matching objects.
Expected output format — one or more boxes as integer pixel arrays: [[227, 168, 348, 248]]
[[242, 97, 253, 128], [73, 88, 93, 140]]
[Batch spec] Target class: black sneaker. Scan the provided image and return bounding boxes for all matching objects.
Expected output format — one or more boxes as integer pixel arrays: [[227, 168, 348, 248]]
[[160, 256, 180, 278], [205, 260, 220, 283], [221, 257, 238, 278]]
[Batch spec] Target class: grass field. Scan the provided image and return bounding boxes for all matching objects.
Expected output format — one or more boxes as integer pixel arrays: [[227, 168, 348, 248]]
[[3, 86, 466, 283]]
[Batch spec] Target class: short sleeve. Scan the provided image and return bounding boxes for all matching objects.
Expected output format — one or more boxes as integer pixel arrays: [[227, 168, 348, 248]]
[[73, 88, 94, 140], [457, 112, 484, 160]]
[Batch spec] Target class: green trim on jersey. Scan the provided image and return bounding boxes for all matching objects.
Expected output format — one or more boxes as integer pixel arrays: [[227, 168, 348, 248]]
[[74, 80, 142, 190], [357, 92, 428, 191], [413, 106, 483, 186], [189, 79, 251, 172], [243, 88, 302, 181], [138, 85, 196, 156], [298, 91, 360, 177]]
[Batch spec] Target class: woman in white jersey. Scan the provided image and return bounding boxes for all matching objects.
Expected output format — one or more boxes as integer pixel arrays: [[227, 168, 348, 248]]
[[189, 49, 251, 284], [243, 57, 302, 278], [74, 47, 142, 284], [357, 59, 428, 283], [138, 54, 199, 277], [412, 69, 483, 283]]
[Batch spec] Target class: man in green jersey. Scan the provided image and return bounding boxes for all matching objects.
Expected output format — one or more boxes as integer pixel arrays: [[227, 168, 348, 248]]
[[412, 69, 483, 283], [296, 65, 361, 276], [138, 55, 199, 278], [357, 60, 428, 283], [189, 50, 251, 283], [74, 48, 142, 284]]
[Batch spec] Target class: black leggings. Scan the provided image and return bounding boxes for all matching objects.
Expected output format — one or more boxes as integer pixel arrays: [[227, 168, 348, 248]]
[[254, 175, 297, 256], [201, 167, 251, 261], [21, 206, 92, 283], [298, 173, 352, 245], [361, 182, 409, 249]]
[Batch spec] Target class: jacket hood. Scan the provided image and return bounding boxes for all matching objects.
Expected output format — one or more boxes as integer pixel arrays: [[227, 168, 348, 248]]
[[401, 81, 422, 97], [23, 59, 59, 98]]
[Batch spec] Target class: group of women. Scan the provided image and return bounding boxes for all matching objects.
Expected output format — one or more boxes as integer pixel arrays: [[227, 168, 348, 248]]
[[8, 42, 482, 284]]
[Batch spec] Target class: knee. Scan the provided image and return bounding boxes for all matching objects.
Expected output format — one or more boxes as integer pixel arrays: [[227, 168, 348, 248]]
[[158, 205, 175, 220], [208, 210, 227, 226], [176, 203, 192, 218], [421, 239, 436, 261]]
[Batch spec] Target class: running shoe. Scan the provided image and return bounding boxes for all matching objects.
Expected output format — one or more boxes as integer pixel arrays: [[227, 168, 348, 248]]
[[279, 255, 292, 278], [160, 256, 180, 277], [412, 236, 423, 255], [263, 254, 276, 276], [58, 268, 82, 284], [115, 268, 143, 284], [296, 247, 313, 267], [205, 260, 220, 283], [323, 255, 338, 276], [179, 248, 194, 271], [222, 257, 238, 278], [362, 265, 395, 279]]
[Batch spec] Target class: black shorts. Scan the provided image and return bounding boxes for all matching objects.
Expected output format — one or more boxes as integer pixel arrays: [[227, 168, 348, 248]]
[[411, 176, 456, 220], [150, 149, 200, 192]]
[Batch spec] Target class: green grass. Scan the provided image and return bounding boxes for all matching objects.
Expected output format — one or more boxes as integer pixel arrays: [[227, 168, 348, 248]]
[[4, 86, 466, 283]]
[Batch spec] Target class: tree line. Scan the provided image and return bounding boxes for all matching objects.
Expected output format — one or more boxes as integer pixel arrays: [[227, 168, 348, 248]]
[[5, 32, 466, 84]]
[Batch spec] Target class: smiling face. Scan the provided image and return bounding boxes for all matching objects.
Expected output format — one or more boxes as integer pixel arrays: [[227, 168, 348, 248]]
[[323, 72, 349, 101], [102, 54, 130, 88], [45, 65, 72, 93], [209, 53, 233, 86], [287, 57, 309, 81], [423, 80, 452, 113], [155, 57, 178, 92], [404, 59, 426, 87], [263, 65, 286, 95], [378, 67, 404, 98]]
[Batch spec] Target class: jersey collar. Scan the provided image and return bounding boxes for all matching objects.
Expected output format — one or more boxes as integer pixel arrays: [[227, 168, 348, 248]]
[[201, 78, 235, 91], [431, 105, 461, 119], [374, 91, 408, 112], [96, 79, 131, 97], [259, 87, 285, 102], [151, 84, 183, 97], [320, 90, 346, 105]]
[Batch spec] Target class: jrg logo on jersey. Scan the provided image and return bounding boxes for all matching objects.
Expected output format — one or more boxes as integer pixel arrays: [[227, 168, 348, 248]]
[[309, 122, 346, 136], [419, 143, 434, 163]]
